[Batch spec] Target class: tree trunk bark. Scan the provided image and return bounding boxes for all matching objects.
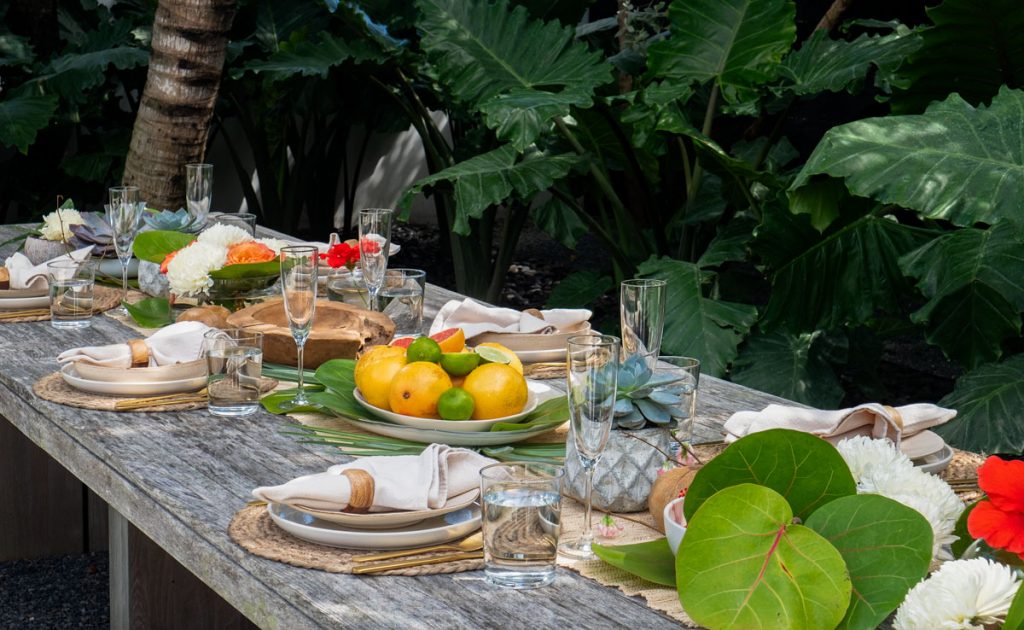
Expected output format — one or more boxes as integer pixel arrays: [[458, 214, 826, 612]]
[[123, 0, 237, 210]]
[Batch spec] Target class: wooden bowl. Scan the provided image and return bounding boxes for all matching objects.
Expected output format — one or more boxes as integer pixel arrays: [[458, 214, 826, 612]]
[[226, 298, 394, 368]]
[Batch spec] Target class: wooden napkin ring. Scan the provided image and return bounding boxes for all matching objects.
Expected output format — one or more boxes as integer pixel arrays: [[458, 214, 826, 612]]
[[127, 339, 150, 368], [341, 469, 375, 514], [0, 267, 9, 290], [882, 405, 904, 430]]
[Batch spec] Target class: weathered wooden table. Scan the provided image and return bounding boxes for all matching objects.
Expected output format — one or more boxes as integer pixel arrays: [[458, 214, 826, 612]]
[[0, 223, 790, 629]]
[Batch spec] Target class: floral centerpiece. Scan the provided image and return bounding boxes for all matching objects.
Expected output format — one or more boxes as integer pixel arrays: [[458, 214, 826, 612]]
[[321, 238, 369, 307]]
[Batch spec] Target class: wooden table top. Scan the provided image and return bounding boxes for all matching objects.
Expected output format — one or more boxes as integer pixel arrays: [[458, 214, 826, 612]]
[[0, 223, 791, 629]]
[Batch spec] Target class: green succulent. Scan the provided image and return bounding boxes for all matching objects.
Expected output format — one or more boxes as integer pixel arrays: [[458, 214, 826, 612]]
[[613, 354, 694, 430], [142, 208, 203, 233]]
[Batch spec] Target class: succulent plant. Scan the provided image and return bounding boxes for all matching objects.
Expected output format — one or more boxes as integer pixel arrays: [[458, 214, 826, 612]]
[[143, 208, 203, 233], [613, 354, 694, 430], [68, 211, 117, 257]]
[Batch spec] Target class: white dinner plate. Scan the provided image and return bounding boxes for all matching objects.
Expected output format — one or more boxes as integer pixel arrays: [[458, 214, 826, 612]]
[[288, 488, 480, 530], [0, 295, 50, 310], [513, 348, 570, 364], [339, 414, 566, 446], [352, 380, 556, 432], [914, 444, 954, 475], [73, 359, 207, 383], [268, 502, 480, 550], [60, 363, 206, 396], [96, 258, 139, 279]]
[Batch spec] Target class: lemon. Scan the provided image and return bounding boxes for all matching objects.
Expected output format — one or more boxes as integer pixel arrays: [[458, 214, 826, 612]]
[[475, 342, 524, 374], [354, 345, 407, 410], [388, 362, 453, 418], [407, 337, 442, 363], [438, 387, 475, 420], [462, 363, 528, 419], [440, 352, 481, 376]]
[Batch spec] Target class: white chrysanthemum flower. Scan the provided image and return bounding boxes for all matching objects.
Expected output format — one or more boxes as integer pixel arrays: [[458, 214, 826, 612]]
[[197, 224, 250, 249], [837, 435, 914, 479], [894, 558, 1020, 630], [255, 238, 291, 254], [165, 242, 227, 296], [40, 208, 86, 242]]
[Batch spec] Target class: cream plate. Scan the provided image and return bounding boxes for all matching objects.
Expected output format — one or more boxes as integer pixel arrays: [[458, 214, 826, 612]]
[[267, 502, 480, 550], [74, 359, 207, 383], [288, 488, 480, 530], [0, 294, 50, 309], [0, 287, 48, 298], [913, 444, 954, 475], [470, 321, 591, 352], [353, 380, 556, 432], [60, 363, 206, 396], [338, 415, 566, 446]]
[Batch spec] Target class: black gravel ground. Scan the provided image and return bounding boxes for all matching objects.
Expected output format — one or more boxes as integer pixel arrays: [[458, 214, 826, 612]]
[[0, 552, 109, 628]]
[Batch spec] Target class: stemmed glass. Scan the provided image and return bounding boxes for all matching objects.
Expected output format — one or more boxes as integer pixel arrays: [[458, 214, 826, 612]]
[[358, 208, 393, 311], [185, 163, 213, 229], [559, 334, 620, 559], [620, 278, 666, 369], [107, 186, 144, 318], [279, 246, 318, 409]]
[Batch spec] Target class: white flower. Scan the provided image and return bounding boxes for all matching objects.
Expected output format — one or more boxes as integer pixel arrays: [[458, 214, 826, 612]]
[[197, 224, 250, 249], [837, 435, 914, 478], [165, 242, 227, 296], [255, 238, 291, 254], [40, 208, 86, 242], [894, 558, 1020, 629]]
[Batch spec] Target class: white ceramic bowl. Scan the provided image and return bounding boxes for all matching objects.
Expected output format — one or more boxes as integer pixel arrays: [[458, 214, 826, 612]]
[[73, 359, 207, 383], [663, 497, 687, 555]]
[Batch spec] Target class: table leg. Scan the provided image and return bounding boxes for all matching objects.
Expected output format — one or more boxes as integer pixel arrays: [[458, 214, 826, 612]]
[[109, 506, 130, 630]]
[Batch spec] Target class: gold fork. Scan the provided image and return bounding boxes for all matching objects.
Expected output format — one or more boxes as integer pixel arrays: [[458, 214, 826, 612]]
[[114, 388, 208, 411]]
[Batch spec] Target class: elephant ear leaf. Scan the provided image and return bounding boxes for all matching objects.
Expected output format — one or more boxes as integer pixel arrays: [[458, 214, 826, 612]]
[[0, 93, 58, 154], [935, 355, 1024, 454]]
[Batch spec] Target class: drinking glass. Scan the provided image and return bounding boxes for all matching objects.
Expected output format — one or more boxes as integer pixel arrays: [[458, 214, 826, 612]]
[[107, 186, 144, 318], [620, 278, 667, 369], [559, 334, 619, 559], [203, 329, 264, 416], [357, 208, 393, 311], [47, 260, 95, 329], [211, 212, 257, 236], [480, 462, 564, 589], [381, 268, 425, 336], [185, 163, 213, 228], [279, 246, 318, 409], [655, 356, 701, 442]]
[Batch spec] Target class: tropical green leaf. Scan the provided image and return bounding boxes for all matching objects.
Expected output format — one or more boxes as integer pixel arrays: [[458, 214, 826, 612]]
[[805, 494, 933, 630], [786, 176, 846, 232], [208, 260, 281, 280], [696, 216, 755, 269], [545, 271, 612, 308], [0, 32, 34, 68], [253, 0, 330, 53], [490, 397, 569, 432], [684, 429, 857, 522], [952, 501, 978, 559], [478, 89, 593, 152], [936, 355, 1024, 454], [638, 257, 757, 377], [750, 196, 818, 268], [1004, 579, 1024, 630], [124, 297, 174, 328], [261, 388, 326, 415], [731, 330, 844, 408], [791, 88, 1024, 227], [0, 93, 57, 154], [314, 359, 357, 396], [132, 230, 196, 263], [234, 32, 383, 80], [35, 47, 148, 101], [531, 195, 587, 249], [592, 539, 675, 587], [647, 0, 796, 113], [513, 0, 595, 25], [677, 484, 851, 630]]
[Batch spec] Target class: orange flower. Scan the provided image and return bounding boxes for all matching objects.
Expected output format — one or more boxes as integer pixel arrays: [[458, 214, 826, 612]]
[[226, 241, 275, 266], [967, 456, 1024, 558], [160, 250, 178, 274]]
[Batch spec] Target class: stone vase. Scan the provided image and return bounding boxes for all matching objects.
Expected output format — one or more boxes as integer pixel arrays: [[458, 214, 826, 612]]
[[563, 426, 674, 513], [23, 236, 69, 265]]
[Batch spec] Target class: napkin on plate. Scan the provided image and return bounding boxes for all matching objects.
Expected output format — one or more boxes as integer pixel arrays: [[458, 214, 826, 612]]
[[429, 298, 590, 340], [56, 321, 212, 367], [723, 402, 956, 445], [252, 444, 495, 513], [3, 246, 94, 290]]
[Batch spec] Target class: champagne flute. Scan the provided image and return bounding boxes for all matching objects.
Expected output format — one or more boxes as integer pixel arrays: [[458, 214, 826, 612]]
[[185, 163, 213, 229], [620, 278, 666, 370], [358, 208, 393, 311], [279, 246, 318, 409], [559, 334, 619, 559], [107, 186, 144, 318]]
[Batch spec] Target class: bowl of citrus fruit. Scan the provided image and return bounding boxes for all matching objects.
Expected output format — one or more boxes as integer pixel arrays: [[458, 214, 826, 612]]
[[352, 328, 551, 432]]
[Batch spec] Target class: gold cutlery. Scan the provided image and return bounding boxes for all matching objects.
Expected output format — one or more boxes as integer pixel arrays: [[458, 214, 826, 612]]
[[114, 388, 208, 411], [352, 531, 484, 563], [0, 308, 51, 319], [351, 551, 483, 574], [523, 362, 566, 378]]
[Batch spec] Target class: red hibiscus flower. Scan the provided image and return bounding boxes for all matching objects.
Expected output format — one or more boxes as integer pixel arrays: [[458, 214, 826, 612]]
[[319, 241, 360, 269], [359, 237, 381, 255], [967, 456, 1024, 558]]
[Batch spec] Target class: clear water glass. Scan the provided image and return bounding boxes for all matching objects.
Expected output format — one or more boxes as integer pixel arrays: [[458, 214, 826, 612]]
[[620, 278, 666, 369], [480, 462, 564, 589], [203, 329, 263, 416], [358, 208, 393, 311], [107, 186, 144, 318], [655, 356, 701, 442], [48, 260, 95, 329], [185, 163, 213, 228], [211, 212, 257, 236], [559, 334, 619, 559], [381, 268, 425, 336], [280, 246, 318, 409]]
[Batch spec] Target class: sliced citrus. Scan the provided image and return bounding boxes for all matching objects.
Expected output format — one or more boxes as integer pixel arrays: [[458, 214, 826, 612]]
[[475, 342, 523, 374], [440, 352, 481, 376], [390, 336, 416, 349], [431, 328, 466, 353], [438, 387, 475, 420], [388, 362, 453, 418], [462, 363, 528, 419], [407, 337, 442, 363]]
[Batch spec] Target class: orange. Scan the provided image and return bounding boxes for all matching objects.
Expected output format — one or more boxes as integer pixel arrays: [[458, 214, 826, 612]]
[[462, 363, 528, 420], [388, 362, 453, 418], [475, 342, 523, 374], [431, 328, 466, 353], [225, 241, 275, 265], [354, 345, 407, 410]]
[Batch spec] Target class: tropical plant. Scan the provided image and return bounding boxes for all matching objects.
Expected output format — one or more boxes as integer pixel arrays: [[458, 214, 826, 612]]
[[613, 353, 691, 429]]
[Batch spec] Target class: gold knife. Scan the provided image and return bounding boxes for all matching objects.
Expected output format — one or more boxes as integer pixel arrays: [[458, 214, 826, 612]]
[[351, 551, 483, 574], [0, 308, 50, 319]]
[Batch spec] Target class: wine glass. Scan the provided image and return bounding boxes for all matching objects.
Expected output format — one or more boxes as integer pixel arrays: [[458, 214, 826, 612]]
[[559, 334, 620, 559], [106, 186, 144, 318], [620, 278, 666, 370], [279, 246, 318, 409], [358, 208, 393, 311], [185, 163, 213, 229]]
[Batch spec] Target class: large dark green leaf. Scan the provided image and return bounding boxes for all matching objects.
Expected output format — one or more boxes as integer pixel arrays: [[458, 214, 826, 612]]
[[696, 216, 755, 269], [545, 271, 612, 308], [35, 47, 148, 101], [234, 32, 383, 80], [592, 539, 675, 587], [253, 0, 329, 53], [637, 257, 757, 377], [530, 196, 587, 249], [936, 355, 1024, 454], [124, 297, 173, 328], [677, 484, 850, 630], [511, 0, 594, 25], [684, 429, 857, 522], [750, 196, 818, 268], [791, 88, 1024, 227], [478, 89, 593, 151], [314, 359, 357, 395], [132, 231, 197, 263], [0, 32, 34, 68], [731, 330, 844, 408], [0, 93, 57, 154], [647, 0, 796, 113], [805, 494, 933, 630]]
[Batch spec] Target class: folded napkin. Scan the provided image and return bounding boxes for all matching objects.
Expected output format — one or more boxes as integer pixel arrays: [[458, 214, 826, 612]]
[[252, 444, 495, 513], [3, 246, 94, 290], [429, 298, 591, 340], [56, 321, 212, 367], [723, 403, 957, 445]]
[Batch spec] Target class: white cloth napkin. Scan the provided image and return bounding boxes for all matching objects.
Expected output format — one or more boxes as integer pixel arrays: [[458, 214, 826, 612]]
[[56, 321, 212, 367], [252, 444, 495, 512], [723, 403, 956, 444], [429, 298, 591, 340], [4, 246, 94, 289]]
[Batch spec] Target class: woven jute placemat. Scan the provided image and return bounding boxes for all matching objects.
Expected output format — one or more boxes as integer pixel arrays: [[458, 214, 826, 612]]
[[0, 285, 122, 323]]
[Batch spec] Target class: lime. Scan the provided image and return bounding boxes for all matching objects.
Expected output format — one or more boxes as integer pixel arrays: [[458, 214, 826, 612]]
[[406, 337, 442, 363], [438, 387, 475, 421], [440, 352, 481, 376], [474, 345, 512, 365]]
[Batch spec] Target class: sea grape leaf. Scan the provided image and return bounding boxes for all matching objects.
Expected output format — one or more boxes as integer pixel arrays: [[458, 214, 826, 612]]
[[124, 297, 173, 328], [545, 270, 612, 308], [208, 260, 281, 280], [234, 32, 384, 80], [936, 355, 1024, 454], [132, 230, 196, 263], [677, 484, 850, 630], [805, 494, 933, 630], [314, 359, 357, 396], [731, 330, 844, 408], [0, 93, 57, 154], [684, 428, 857, 522], [592, 539, 675, 587]]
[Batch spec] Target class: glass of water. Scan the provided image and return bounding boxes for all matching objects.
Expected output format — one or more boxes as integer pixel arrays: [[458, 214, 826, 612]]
[[211, 212, 257, 236], [381, 268, 425, 336], [47, 260, 95, 329], [203, 329, 263, 416], [655, 356, 701, 442], [620, 278, 666, 369], [358, 208, 393, 311], [185, 163, 213, 228], [480, 461, 564, 589]]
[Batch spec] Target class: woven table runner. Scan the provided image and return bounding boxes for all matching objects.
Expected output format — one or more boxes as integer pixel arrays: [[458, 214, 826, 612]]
[[0, 285, 123, 323]]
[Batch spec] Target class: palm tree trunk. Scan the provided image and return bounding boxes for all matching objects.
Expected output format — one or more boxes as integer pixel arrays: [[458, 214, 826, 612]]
[[123, 0, 237, 209]]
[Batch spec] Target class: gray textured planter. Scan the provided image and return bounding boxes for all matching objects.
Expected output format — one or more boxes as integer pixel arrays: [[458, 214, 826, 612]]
[[23, 236, 68, 265], [564, 426, 674, 513]]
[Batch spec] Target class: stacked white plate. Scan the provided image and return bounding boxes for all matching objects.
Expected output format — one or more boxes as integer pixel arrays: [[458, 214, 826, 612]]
[[60, 360, 207, 396], [470, 321, 591, 364], [902, 430, 954, 474], [0, 287, 49, 310]]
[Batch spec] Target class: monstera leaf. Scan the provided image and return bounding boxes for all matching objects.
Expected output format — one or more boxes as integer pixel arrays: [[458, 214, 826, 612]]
[[792, 88, 1024, 227], [647, 0, 796, 113], [0, 93, 57, 154], [936, 355, 1024, 454], [235, 32, 383, 80], [731, 330, 844, 408]]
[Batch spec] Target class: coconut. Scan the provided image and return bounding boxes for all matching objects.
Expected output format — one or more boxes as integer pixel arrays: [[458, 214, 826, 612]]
[[176, 305, 231, 329], [648, 465, 699, 533]]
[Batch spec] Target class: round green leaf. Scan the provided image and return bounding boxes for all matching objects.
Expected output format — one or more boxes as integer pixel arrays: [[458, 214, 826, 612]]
[[683, 428, 856, 522], [208, 260, 281, 279], [593, 539, 675, 587], [677, 484, 850, 630], [132, 230, 196, 263]]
